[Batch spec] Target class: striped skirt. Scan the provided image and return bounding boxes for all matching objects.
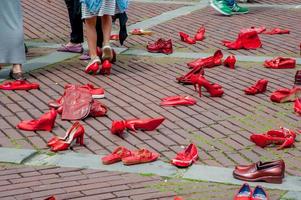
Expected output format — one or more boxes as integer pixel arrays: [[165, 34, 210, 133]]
[[82, 0, 120, 19]]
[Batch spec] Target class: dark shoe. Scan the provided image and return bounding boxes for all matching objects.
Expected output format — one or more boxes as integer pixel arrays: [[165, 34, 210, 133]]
[[233, 160, 285, 183], [295, 70, 301, 85], [9, 70, 25, 81]]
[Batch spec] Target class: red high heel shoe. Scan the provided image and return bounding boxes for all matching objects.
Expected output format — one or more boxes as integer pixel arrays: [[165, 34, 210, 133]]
[[0, 80, 40, 91], [194, 26, 205, 41], [47, 121, 80, 147], [102, 146, 133, 165], [223, 55, 236, 69], [111, 117, 165, 137], [160, 95, 197, 106], [179, 32, 196, 44], [51, 123, 85, 152], [244, 79, 268, 95], [100, 60, 112, 75], [264, 57, 296, 69], [187, 50, 223, 69], [171, 143, 198, 167], [192, 75, 224, 97], [17, 109, 57, 131], [176, 66, 205, 84]]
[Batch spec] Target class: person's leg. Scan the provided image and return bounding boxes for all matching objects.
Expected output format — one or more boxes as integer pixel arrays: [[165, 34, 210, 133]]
[[96, 17, 103, 48], [101, 15, 113, 60], [85, 17, 98, 57]]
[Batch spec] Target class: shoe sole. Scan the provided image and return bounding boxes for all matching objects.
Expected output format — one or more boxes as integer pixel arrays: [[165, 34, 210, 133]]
[[233, 173, 283, 184], [210, 3, 232, 16], [92, 94, 105, 99]]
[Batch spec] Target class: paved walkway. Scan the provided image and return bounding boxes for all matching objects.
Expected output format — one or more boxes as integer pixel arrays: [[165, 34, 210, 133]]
[[0, 0, 301, 199]]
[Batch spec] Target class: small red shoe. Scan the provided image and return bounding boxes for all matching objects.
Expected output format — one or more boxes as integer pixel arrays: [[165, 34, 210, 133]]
[[187, 50, 223, 69], [147, 38, 173, 54], [179, 32, 196, 44], [171, 143, 198, 167], [85, 57, 101, 75], [160, 95, 197, 106], [264, 57, 296, 69], [194, 26, 205, 41], [110, 34, 119, 41], [294, 98, 301, 115], [17, 109, 57, 132], [244, 79, 268, 95], [0, 80, 39, 90], [89, 100, 108, 117], [233, 183, 252, 200], [102, 146, 132, 165], [130, 29, 153, 35], [223, 55, 236, 69], [51, 123, 85, 152], [122, 149, 159, 165], [270, 87, 301, 103], [263, 28, 290, 35]]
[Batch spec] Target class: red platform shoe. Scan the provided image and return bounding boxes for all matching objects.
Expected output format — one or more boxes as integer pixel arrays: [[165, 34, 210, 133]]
[[187, 50, 223, 69], [171, 143, 198, 168], [264, 57, 296, 69], [223, 30, 262, 50], [179, 32, 196, 44], [194, 26, 205, 41], [263, 28, 289, 35], [192, 75, 224, 97], [223, 55, 236, 69], [85, 57, 101, 75], [51, 123, 85, 152], [270, 87, 301, 103], [160, 95, 197, 106], [102, 146, 133, 165], [147, 38, 173, 54], [122, 149, 159, 165], [0, 80, 40, 91], [111, 117, 165, 137], [294, 98, 301, 115], [233, 183, 252, 200], [17, 109, 57, 132], [244, 79, 268, 95], [47, 121, 80, 147]]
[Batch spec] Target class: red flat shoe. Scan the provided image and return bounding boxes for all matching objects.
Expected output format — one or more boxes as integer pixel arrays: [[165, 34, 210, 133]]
[[263, 28, 289, 35], [179, 32, 196, 44], [85, 57, 101, 75], [47, 121, 80, 147], [0, 80, 39, 90], [270, 87, 301, 103], [51, 123, 85, 152], [244, 79, 268, 95], [294, 98, 301, 115], [147, 38, 173, 54], [252, 186, 269, 200], [17, 109, 57, 132], [89, 100, 108, 117], [233, 183, 252, 200], [102, 146, 132, 165], [194, 26, 205, 41], [171, 143, 198, 168], [192, 75, 224, 97], [264, 57, 296, 69], [160, 95, 197, 106], [187, 50, 223, 69], [223, 55, 236, 69], [122, 149, 159, 165]]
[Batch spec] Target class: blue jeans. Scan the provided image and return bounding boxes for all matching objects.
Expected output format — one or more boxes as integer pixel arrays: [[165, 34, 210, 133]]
[[226, 0, 235, 7]]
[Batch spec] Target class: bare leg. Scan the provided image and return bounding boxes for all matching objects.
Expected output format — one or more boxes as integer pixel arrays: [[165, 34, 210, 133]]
[[101, 15, 112, 47], [85, 17, 98, 58]]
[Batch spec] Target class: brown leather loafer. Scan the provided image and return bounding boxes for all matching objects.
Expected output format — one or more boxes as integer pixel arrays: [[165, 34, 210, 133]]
[[233, 159, 285, 184]]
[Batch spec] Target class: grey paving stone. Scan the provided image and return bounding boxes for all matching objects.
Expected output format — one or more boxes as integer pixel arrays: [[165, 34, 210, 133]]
[[0, 147, 37, 164]]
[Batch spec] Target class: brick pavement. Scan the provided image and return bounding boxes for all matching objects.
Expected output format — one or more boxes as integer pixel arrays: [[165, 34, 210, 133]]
[[0, 164, 284, 200]]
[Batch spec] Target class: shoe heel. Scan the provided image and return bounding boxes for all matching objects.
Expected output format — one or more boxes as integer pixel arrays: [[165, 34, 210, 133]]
[[262, 176, 283, 184], [198, 84, 202, 97], [76, 135, 84, 145]]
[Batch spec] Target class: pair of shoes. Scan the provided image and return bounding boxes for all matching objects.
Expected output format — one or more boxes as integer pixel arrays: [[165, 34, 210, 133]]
[[111, 117, 165, 138], [295, 70, 301, 85], [191, 75, 224, 97], [102, 146, 159, 165], [223, 30, 262, 50], [57, 43, 83, 53], [223, 55, 236, 69], [187, 50, 223, 69], [47, 121, 85, 152], [179, 26, 205, 44], [263, 28, 290, 35], [270, 87, 301, 103], [171, 144, 198, 167], [264, 57, 296, 69], [9, 70, 26, 81], [211, 0, 248, 16], [147, 38, 173, 54], [244, 79, 268, 95], [160, 95, 197, 106], [234, 183, 269, 200], [250, 127, 297, 150], [17, 109, 57, 132], [233, 160, 285, 184], [0, 80, 39, 90], [130, 29, 153, 35]]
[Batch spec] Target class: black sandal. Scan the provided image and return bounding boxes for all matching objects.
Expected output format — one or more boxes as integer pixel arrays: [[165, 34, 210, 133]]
[[9, 70, 26, 81]]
